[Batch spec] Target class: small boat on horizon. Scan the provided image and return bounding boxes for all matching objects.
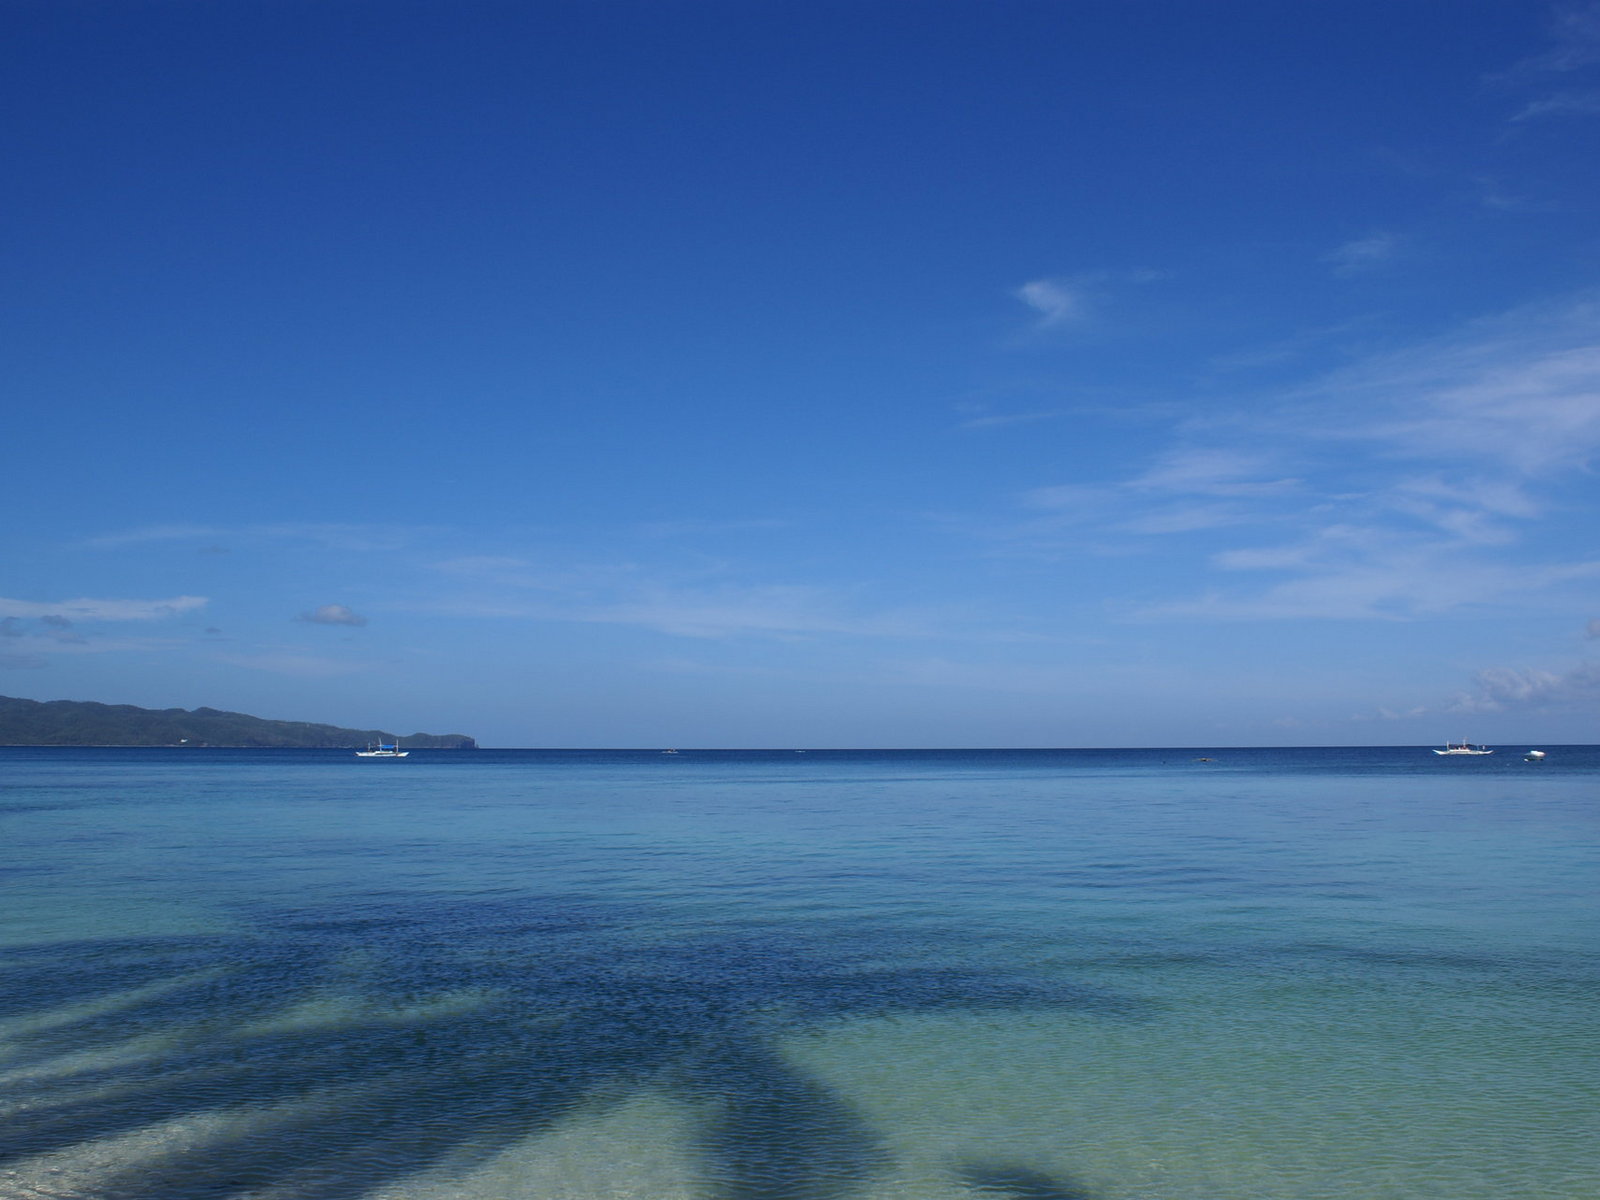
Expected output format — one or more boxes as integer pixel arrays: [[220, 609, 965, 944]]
[[356, 741, 409, 758], [1433, 741, 1493, 756]]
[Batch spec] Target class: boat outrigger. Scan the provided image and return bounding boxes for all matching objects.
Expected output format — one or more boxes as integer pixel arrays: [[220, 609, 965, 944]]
[[1433, 741, 1492, 756]]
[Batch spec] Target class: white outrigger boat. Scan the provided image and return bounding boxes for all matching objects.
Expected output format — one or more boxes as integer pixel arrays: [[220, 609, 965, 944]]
[[1433, 741, 1493, 756], [356, 742, 409, 758]]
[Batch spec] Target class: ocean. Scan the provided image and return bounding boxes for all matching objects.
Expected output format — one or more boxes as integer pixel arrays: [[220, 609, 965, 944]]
[[1, 745, 1595, 1200]]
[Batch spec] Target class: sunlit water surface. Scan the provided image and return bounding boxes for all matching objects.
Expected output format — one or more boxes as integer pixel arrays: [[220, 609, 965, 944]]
[[2, 746, 1596, 1200]]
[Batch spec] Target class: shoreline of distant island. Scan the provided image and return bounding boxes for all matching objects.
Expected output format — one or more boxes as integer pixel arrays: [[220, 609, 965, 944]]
[[0, 695, 476, 750]]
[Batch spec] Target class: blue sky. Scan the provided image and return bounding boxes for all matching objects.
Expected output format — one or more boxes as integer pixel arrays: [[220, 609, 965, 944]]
[[4, 0, 1598, 747]]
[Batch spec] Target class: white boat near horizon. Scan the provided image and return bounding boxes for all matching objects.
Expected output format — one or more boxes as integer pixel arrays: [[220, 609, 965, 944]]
[[1433, 741, 1493, 756], [356, 742, 409, 758]]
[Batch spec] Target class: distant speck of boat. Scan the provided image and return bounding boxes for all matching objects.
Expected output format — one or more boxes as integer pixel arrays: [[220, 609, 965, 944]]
[[1525, 749, 1547, 761]]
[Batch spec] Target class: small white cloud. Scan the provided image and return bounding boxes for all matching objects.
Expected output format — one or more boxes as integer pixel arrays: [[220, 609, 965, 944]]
[[1012, 269, 1164, 334], [1015, 278, 1088, 327], [297, 604, 368, 627]]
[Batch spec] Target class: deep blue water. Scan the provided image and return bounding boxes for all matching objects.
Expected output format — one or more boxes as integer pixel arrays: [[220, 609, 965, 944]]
[[2, 746, 1596, 1200]]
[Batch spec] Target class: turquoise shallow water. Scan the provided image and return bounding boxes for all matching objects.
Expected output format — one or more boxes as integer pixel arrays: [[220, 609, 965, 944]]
[[1, 746, 1596, 1199]]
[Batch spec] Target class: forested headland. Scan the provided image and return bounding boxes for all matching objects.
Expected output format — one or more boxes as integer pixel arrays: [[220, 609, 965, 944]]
[[0, 695, 477, 749]]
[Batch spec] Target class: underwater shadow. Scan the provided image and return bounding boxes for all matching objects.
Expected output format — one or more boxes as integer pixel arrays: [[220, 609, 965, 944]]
[[958, 1161, 1100, 1200], [1, 895, 1151, 1199]]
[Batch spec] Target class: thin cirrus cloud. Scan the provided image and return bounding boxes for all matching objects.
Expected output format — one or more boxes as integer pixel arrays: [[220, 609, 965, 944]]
[[1324, 232, 1400, 277], [956, 410, 1061, 432], [996, 293, 1600, 625], [87, 522, 420, 553], [0, 595, 208, 621], [1127, 449, 1301, 497], [582, 586, 943, 641], [1141, 554, 1600, 622], [427, 557, 948, 641], [1511, 89, 1600, 120], [1493, 2, 1600, 129], [1006, 449, 1298, 545], [1501, 3, 1600, 86]]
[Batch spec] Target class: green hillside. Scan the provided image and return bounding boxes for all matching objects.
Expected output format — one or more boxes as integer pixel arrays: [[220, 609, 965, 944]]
[[0, 695, 476, 749]]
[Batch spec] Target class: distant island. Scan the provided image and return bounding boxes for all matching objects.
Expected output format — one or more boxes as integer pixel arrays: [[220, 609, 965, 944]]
[[0, 695, 477, 749]]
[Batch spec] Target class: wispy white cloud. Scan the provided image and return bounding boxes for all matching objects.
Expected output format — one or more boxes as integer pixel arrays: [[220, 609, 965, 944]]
[[1448, 660, 1600, 712], [0, 595, 208, 621], [1511, 88, 1600, 120], [426, 556, 950, 641], [635, 517, 792, 538], [584, 585, 941, 640], [1118, 503, 1251, 536], [1020, 483, 1117, 514], [1144, 552, 1600, 622], [87, 523, 421, 552], [956, 410, 1061, 431], [1001, 450, 1298, 549], [1499, 3, 1600, 121], [1128, 449, 1300, 497], [84, 524, 225, 548], [1385, 475, 1539, 545], [1325, 232, 1401, 277], [990, 294, 1600, 622], [1337, 345, 1600, 476], [1505, 2, 1600, 77]]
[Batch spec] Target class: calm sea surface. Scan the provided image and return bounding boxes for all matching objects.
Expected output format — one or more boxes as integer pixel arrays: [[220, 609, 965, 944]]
[[1, 746, 1596, 1200]]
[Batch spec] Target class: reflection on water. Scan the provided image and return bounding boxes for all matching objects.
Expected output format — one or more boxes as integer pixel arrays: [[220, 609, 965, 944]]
[[0, 897, 1142, 1199]]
